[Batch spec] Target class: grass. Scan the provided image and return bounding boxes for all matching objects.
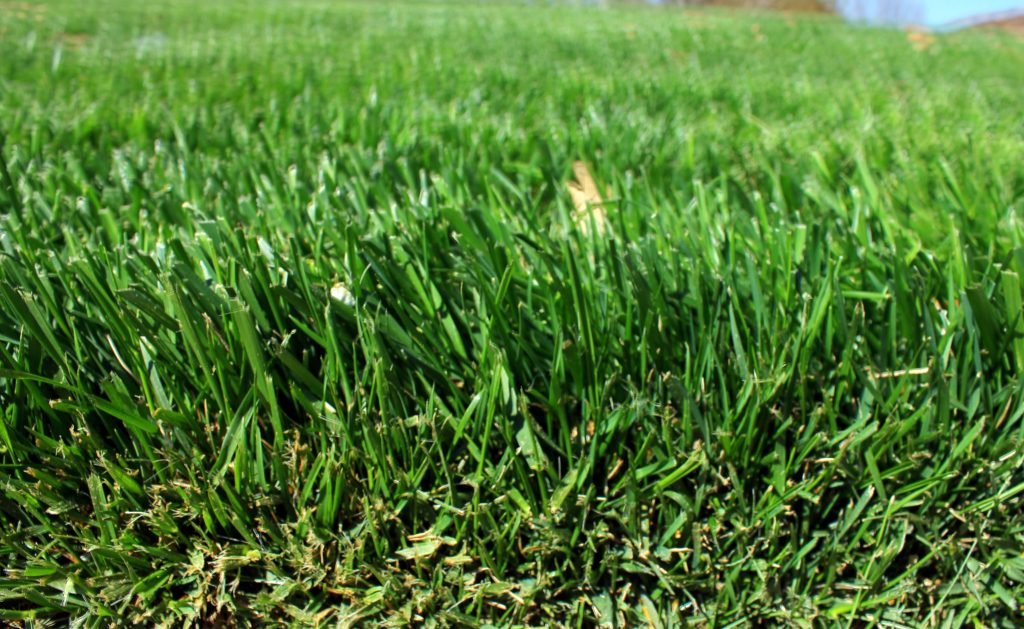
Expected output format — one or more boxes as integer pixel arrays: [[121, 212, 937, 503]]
[[1, 0, 1023, 625]]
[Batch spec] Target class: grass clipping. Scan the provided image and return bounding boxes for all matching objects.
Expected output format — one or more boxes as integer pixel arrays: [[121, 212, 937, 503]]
[[567, 161, 607, 235]]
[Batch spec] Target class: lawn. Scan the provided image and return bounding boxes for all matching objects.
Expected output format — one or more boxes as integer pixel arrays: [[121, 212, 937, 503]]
[[1, 0, 1023, 625]]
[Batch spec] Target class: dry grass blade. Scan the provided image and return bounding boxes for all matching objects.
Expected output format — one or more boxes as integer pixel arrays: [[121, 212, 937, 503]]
[[567, 160, 607, 235]]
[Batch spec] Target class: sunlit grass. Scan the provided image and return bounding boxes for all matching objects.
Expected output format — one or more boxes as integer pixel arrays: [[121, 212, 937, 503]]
[[1, 0, 1023, 625]]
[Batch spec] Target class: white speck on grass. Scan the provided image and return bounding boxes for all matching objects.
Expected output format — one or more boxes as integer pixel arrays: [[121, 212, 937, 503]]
[[134, 33, 167, 58], [257, 237, 275, 264], [330, 283, 355, 306]]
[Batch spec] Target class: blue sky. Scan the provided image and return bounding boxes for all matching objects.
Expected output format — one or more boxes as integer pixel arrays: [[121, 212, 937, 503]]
[[857, 0, 1024, 25], [925, 0, 1021, 24]]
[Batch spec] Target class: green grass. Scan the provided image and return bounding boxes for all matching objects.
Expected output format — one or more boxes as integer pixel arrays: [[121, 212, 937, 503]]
[[1, 0, 1023, 625]]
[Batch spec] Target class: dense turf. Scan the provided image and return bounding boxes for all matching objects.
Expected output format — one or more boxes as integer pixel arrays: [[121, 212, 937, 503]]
[[1, 0, 1023, 625]]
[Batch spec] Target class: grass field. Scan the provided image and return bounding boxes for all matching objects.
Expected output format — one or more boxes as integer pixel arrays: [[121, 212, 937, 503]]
[[1, 0, 1024, 625]]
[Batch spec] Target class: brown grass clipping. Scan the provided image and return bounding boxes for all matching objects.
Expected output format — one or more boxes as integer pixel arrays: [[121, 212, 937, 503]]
[[905, 27, 936, 51], [567, 161, 607, 235]]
